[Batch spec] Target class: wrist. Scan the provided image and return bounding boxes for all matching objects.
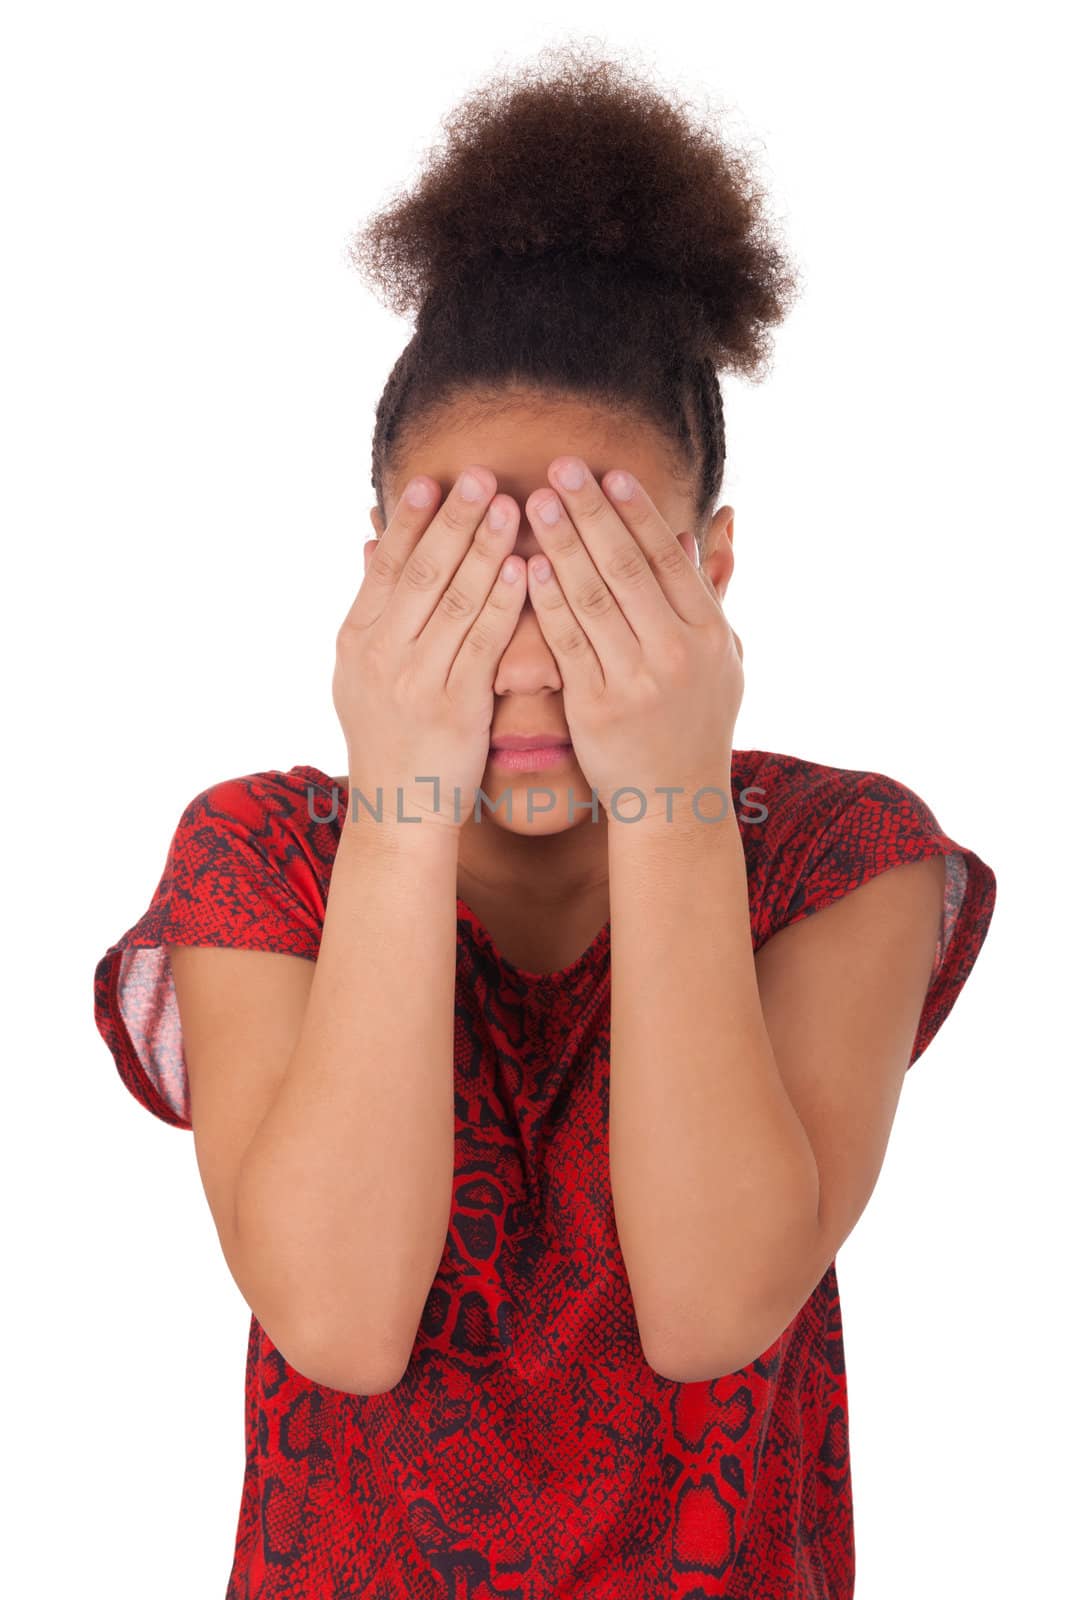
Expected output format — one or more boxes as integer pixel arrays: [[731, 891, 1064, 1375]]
[[604, 764, 735, 831], [608, 790, 739, 854], [342, 766, 472, 834], [341, 796, 464, 857]]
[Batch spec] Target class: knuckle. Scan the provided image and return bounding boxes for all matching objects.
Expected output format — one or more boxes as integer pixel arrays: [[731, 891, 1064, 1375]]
[[557, 623, 588, 658], [605, 545, 649, 586], [469, 523, 504, 563], [573, 575, 615, 617], [580, 494, 613, 527], [463, 619, 495, 656], [712, 617, 735, 655], [632, 671, 661, 708], [550, 527, 583, 563], [402, 548, 442, 591], [590, 680, 623, 720], [367, 544, 403, 584], [439, 496, 476, 536], [539, 581, 569, 614], [650, 540, 690, 582], [393, 661, 424, 709], [485, 577, 517, 610], [334, 617, 363, 658], [661, 634, 688, 676], [439, 580, 477, 621], [359, 636, 391, 682]]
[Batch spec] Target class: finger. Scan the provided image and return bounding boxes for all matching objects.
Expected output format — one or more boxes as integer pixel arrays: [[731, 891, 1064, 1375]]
[[539, 459, 678, 644], [527, 487, 642, 677], [380, 466, 501, 645], [342, 477, 443, 630], [526, 554, 605, 697], [597, 466, 718, 629], [417, 494, 522, 678], [447, 553, 528, 697]]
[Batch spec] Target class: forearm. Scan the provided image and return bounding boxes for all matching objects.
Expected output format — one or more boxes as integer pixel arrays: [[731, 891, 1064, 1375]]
[[234, 805, 459, 1389], [608, 786, 821, 1380]]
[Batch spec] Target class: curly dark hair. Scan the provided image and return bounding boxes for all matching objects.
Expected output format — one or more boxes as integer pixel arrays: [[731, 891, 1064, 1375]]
[[346, 40, 797, 552]]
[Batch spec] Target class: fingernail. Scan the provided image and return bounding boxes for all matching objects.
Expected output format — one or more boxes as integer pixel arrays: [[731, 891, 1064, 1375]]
[[604, 470, 634, 501], [460, 471, 485, 501], [554, 459, 586, 491], [405, 479, 432, 507]]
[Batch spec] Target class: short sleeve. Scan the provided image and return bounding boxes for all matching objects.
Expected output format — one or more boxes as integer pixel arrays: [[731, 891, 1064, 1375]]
[[93, 773, 325, 1129], [753, 767, 996, 1071]]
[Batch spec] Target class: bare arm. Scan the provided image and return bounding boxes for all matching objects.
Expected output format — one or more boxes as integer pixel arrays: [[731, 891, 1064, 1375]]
[[169, 812, 461, 1397], [608, 799, 944, 1383], [172, 459, 526, 1397], [231, 813, 460, 1393]]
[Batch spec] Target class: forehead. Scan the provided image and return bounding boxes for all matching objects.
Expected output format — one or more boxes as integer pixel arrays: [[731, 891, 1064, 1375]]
[[383, 388, 690, 513]]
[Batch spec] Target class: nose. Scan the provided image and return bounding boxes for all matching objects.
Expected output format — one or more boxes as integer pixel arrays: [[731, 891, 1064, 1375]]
[[492, 583, 563, 696], [491, 502, 566, 694]]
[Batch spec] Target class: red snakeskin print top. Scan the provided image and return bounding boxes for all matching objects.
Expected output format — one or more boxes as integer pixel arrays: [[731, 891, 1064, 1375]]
[[93, 749, 995, 1600]]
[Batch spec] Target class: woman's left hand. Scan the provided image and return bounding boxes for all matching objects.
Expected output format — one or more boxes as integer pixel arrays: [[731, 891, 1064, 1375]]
[[525, 456, 744, 818]]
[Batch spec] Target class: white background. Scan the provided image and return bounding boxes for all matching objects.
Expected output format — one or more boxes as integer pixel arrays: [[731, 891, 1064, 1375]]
[[4, 3, 1062, 1596]]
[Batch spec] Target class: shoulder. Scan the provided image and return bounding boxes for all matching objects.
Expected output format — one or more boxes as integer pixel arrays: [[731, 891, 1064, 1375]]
[[178, 763, 341, 841], [733, 746, 954, 940], [178, 763, 325, 821], [732, 747, 947, 897], [733, 749, 996, 1072], [731, 746, 931, 844], [171, 764, 344, 916], [734, 745, 994, 974], [94, 765, 337, 1129]]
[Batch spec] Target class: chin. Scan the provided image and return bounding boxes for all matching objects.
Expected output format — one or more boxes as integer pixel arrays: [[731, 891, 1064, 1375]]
[[473, 772, 597, 836]]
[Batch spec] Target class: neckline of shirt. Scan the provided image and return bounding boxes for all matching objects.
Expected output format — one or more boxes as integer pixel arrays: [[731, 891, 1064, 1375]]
[[289, 764, 612, 989], [457, 893, 611, 988]]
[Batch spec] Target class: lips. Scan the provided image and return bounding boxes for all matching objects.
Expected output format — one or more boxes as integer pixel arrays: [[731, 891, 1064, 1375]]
[[489, 734, 572, 750]]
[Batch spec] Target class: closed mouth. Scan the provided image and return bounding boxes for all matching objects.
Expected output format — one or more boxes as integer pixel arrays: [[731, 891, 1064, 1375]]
[[489, 735, 572, 750]]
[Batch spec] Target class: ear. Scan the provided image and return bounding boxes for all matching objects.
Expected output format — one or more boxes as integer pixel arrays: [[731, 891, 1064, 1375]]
[[369, 505, 386, 539], [699, 504, 735, 603]]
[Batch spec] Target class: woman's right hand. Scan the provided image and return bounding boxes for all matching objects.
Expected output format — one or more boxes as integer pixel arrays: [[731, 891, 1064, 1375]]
[[332, 465, 527, 832]]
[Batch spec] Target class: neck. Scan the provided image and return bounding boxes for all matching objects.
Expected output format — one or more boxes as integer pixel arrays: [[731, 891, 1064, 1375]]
[[456, 810, 610, 910]]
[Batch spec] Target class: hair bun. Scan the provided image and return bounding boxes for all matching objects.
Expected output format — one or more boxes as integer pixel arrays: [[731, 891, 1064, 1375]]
[[348, 41, 796, 376]]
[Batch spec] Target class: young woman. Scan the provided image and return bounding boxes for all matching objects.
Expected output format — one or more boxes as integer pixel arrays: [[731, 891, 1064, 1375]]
[[94, 44, 996, 1600]]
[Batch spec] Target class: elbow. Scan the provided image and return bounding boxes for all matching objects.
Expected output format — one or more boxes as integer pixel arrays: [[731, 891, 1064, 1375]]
[[640, 1311, 784, 1386], [270, 1318, 414, 1397], [634, 1255, 816, 1385], [304, 1359, 409, 1398], [643, 1337, 751, 1388], [301, 1349, 409, 1397], [643, 1340, 756, 1385]]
